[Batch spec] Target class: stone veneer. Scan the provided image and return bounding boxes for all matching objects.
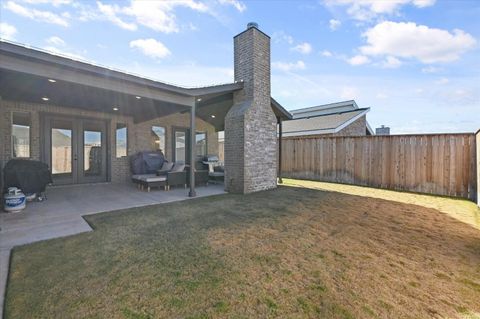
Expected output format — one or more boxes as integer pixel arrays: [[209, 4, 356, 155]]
[[0, 99, 217, 188], [224, 25, 278, 194]]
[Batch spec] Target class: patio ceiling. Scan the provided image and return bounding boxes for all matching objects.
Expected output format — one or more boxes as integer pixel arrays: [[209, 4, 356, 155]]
[[0, 41, 244, 124], [0, 41, 291, 127], [0, 68, 194, 123]]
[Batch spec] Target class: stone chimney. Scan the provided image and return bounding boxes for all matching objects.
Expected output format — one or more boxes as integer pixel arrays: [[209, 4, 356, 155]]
[[224, 22, 278, 194]]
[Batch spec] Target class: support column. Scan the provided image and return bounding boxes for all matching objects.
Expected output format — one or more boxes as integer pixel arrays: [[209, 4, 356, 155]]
[[278, 117, 283, 184], [189, 99, 197, 197]]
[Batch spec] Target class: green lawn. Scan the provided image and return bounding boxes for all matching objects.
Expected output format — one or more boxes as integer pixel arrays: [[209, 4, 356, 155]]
[[5, 182, 480, 318]]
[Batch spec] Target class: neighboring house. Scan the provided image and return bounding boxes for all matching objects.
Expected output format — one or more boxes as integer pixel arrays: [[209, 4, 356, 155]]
[[282, 100, 374, 138], [0, 23, 292, 195]]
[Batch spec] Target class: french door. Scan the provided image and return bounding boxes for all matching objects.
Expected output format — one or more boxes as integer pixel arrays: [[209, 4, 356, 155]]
[[173, 127, 189, 164], [44, 116, 107, 185]]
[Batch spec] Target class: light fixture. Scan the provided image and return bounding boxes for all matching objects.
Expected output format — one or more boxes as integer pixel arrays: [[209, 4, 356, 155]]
[[42, 97, 49, 101], [135, 96, 141, 99], [48, 79, 56, 83], [211, 115, 216, 118], [113, 107, 119, 111], [197, 98, 202, 102]]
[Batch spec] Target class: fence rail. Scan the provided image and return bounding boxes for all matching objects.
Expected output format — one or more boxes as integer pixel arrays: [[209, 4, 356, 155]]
[[281, 134, 477, 201]]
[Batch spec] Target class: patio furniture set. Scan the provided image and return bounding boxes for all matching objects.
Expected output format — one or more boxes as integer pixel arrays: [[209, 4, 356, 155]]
[[130, 151, 224, 192]]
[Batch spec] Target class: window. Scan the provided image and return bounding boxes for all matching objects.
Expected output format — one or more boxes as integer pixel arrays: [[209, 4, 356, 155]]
[[195, 131, 207, 157], [151, 126, 165, 152], [116, 123, 127, 158], [12, 112, 31, 158]]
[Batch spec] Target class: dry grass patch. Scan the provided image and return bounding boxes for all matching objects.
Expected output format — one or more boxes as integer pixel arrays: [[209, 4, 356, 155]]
[[5, 185, 480, 318]]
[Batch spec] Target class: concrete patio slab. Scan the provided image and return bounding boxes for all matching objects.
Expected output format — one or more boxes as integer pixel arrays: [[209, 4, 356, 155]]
[[0, 182, 225, 317]]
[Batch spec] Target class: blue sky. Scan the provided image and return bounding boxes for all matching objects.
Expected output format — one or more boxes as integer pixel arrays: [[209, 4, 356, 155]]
[[0, 0, 479, 133]]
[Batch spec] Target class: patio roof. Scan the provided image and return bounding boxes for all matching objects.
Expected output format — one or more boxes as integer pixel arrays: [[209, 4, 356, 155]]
[[0, 41, 291, 125]]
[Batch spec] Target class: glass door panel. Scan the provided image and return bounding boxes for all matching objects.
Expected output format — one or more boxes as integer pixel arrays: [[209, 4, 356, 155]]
[[84, 131, 102, 176], [52, 128, 72, 174], [79, 120, 107, 183], [175, 130, 186, 163], [48, 118, 76, 185]]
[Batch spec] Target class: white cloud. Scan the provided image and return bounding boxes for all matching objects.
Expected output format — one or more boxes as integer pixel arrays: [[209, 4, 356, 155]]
[[46, 36, 65, 46], [4, 1, 70, 26], [360, 21, 477, 63], [218, 0, 246, 12], [22, 0, 72, 6], [97, 2, 137, 31], [340, 86, 359, 100], [347, 54, 370, 65], [376, 92, 388, 99], [92, 0, 210, 33], [123, 0, 208, 33], [321, 50, 333, 57], [272, 31, 294, 45], [291, 42, 312, 54], [0, 22, 17, 40], [421, 66, 442, 73], [435, 77, 449, 84], [130, 38, 171, 59], [325, 0, 436, 21], [381, 56, 402, 68], [272, 60, 306, 72], [329, 19, 341, 31]]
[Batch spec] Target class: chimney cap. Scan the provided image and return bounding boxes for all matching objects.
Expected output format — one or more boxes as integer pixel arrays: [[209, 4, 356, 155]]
[[247, 22, 259, 29]]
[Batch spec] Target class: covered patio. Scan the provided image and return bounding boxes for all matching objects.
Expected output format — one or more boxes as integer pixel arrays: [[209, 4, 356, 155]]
[[0, 183, 225, 249]]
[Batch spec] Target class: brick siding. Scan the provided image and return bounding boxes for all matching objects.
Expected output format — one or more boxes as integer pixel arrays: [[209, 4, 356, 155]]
[[0, 99, 217, 186], [224, 26, 277, 194]]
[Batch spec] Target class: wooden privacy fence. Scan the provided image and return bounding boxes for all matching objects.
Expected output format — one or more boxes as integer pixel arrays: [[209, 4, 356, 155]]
[[281, 133, 477, 201]]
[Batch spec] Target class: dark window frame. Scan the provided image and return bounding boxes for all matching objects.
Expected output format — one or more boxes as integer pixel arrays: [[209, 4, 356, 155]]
[[11, 111, 32, 158], [151, 125, 166, 154], [115, 123, 128, 158]]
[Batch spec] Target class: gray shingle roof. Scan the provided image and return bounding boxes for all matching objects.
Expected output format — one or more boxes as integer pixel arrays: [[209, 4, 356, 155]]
[[283, 108, 369, 136]]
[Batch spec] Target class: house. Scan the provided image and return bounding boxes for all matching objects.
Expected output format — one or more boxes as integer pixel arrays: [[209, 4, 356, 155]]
[[282, 100, 374, 138], [0, 22, 292, 196]]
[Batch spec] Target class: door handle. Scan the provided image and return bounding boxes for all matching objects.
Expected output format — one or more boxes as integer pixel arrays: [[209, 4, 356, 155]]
[[74, 154, 78, 161]]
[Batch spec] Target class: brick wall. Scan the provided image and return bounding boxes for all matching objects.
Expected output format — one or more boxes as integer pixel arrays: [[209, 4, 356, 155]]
[[334, 115, 367, 136], [0, 99, 217, 186], [225, 25, 277, 194]]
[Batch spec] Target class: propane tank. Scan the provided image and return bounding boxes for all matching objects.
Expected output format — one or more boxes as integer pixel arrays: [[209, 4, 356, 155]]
[[4, 187, 26, 213]]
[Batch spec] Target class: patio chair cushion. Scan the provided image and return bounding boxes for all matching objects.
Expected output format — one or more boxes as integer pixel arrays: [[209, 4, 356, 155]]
[[161, 162, 174, 171], [132, 174, 167, 183], [171, 162, 185, 173], [157, 162, 174, 176]]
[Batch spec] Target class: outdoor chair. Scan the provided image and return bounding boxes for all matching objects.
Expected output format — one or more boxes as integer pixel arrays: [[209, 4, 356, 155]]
[[131, 160, 186, 192]]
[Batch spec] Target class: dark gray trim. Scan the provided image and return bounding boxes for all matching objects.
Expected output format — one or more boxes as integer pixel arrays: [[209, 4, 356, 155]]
[[0, 41, 244, 98], [291, 108, 370, 120], [189, 101, 197, 197], [271, 98, 293, 120], [233, 25, 271, 39]]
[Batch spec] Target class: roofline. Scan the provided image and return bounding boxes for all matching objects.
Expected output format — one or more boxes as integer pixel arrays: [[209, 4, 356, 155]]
[[271, 97, 293, 120], [282, 128, 336, 137], [282, 108, 370, 136], [291, 100, 358, 115], [234, 25, 271, 39], [332, 108, 370, 133], [292, 107, 369, 120], [0, 40, 243, 97]]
